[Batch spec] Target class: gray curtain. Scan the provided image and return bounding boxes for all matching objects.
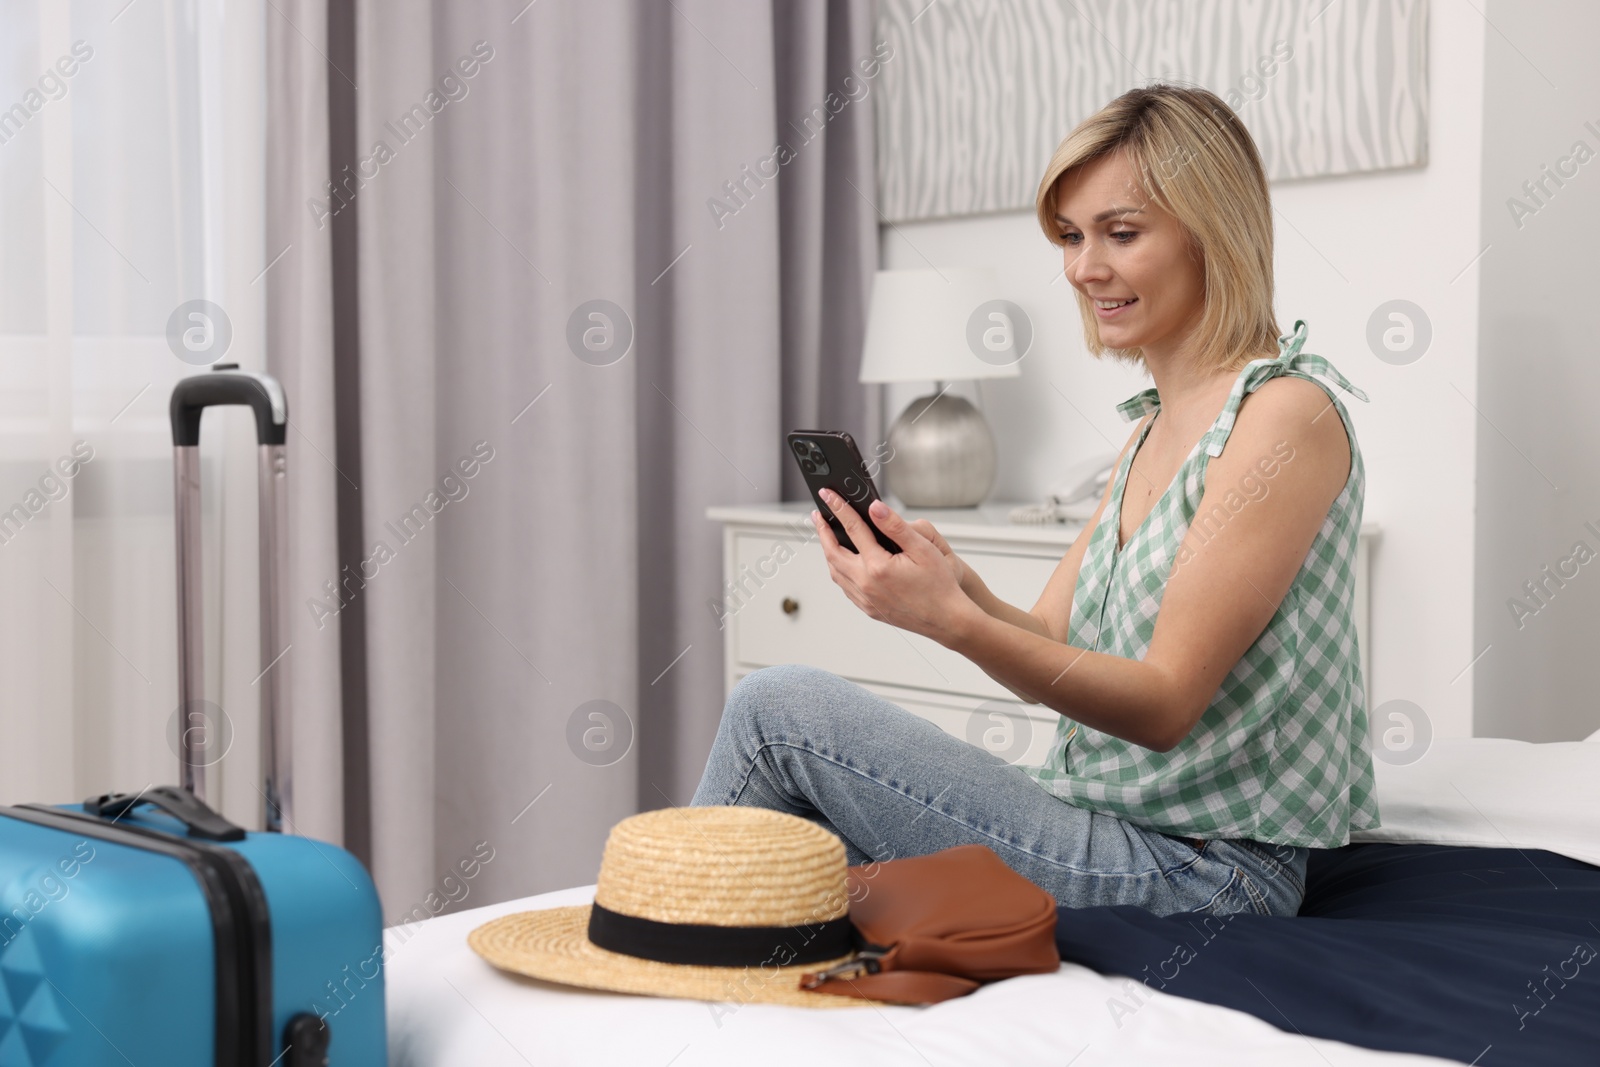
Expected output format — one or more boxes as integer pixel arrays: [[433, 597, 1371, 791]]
[[267, 0, 882, 915]]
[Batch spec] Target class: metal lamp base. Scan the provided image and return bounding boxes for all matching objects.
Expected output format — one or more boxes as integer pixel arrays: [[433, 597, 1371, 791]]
[[883, 391, 996, 507]]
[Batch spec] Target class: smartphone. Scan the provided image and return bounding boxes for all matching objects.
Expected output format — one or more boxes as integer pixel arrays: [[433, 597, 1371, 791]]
[[787, 430, 902, 554]]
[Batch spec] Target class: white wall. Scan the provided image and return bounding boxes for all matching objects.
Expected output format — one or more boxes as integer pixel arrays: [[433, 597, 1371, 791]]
[[879, 1, 1493, 740], [1472, 0, 1600, 742]]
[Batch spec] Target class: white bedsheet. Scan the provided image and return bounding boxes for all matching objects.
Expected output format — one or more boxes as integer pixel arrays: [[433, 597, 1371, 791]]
[[1349, 737, 1600, 865], [384, 884, 1459, 1066]]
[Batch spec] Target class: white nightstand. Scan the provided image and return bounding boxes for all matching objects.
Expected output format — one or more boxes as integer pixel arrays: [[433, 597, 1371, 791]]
[[706, 501, 1379, 765]]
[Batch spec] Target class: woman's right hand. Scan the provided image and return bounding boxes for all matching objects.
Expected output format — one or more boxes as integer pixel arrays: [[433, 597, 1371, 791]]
[[905, 519, 974, 595]]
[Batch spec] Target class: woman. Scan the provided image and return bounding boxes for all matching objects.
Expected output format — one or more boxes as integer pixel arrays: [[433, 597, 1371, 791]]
[[689, 84, 1379, 918]]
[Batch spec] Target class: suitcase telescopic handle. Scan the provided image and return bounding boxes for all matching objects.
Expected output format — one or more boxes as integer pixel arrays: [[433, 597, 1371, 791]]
[[170, 366, 288, 446], [83, 785, 247, 842], [170, 364, 293, 834]]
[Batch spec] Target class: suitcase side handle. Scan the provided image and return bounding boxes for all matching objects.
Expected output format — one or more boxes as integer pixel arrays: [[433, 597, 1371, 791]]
[[170, 364, 288, 446], [83, 785, 248, 842]]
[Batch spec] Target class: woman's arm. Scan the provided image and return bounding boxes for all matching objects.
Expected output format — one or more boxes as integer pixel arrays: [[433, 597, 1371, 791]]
[[959, 571, 1053, 704], [942, 609, 1183, 750]]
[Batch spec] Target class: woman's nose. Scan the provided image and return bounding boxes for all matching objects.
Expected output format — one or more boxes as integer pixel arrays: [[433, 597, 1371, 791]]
[[1067, 238, 1110, 286]]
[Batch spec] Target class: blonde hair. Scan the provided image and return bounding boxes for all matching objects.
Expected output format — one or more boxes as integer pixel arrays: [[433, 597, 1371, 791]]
[[1035, 83, 1279, 374]]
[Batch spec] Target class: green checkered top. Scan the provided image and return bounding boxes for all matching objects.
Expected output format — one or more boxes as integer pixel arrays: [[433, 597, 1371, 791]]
[[1022, 319, 1382, 847]]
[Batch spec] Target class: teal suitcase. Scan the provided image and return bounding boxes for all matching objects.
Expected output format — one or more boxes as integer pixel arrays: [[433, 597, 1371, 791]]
[[0, 368, 386, 1065]]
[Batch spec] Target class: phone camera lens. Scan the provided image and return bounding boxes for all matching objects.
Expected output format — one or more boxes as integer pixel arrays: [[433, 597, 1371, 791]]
[[791, 440, 810, 455], [801, 459, 816, 473]]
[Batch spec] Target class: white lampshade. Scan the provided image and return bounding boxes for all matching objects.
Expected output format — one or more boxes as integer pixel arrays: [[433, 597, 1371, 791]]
[[858, 267, 1025, 384]]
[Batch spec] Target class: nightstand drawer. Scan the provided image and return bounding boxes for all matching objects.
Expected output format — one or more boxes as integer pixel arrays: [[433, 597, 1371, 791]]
[[729, 532, 1058, 701]]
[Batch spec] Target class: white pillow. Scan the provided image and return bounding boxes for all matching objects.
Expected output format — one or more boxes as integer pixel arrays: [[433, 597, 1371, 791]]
[[1349, 737, 1600, 867], [1587, 726, 1600, 742]]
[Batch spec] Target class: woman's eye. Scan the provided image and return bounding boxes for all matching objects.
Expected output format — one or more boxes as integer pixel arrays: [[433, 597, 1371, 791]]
[[1059, 231, 1136, 245]]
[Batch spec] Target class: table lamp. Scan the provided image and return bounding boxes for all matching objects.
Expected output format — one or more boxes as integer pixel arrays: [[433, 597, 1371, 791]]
[[858, 267, 1024, 507]]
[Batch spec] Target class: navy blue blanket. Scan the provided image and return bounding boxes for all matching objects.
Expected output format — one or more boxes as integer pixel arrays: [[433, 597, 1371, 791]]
[[1054, 844, 1600, 1065]]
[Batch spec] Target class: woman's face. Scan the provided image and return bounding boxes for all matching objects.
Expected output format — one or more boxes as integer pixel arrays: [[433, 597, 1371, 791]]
[[1052, 151, 1205, 360]]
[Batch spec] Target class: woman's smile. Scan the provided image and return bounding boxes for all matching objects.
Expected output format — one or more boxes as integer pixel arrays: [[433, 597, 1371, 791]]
[[1094, 296, 1139, 319]]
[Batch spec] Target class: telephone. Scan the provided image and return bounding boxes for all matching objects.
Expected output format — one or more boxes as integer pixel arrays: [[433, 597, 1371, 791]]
[[1008, 452, 1118, 525]]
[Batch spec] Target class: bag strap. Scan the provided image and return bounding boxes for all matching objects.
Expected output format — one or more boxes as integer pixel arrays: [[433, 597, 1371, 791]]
[[798, 943, 986, 1005], [803, 969, 979, 1005]]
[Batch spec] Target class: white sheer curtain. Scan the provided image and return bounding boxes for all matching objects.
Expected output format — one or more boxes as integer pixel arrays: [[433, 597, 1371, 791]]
[[0, 0, 269, 827]]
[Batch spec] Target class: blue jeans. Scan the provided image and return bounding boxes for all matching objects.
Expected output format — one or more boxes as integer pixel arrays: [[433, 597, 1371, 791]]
[[689, 664, 1308, 918]]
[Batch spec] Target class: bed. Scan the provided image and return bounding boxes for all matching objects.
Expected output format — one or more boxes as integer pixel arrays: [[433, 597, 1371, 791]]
[[385, 736, 1600, 1066]]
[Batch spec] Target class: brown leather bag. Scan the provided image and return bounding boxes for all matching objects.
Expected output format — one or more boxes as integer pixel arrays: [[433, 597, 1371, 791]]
[[797, 843, 1061, 1004]]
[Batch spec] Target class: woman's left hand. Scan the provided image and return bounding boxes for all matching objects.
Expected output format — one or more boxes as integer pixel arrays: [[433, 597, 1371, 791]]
[[811, 489, 975, 646]]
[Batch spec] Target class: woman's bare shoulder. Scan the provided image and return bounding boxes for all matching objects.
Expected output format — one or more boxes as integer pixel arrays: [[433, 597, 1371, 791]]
[[1232, 375, 1352, 489]]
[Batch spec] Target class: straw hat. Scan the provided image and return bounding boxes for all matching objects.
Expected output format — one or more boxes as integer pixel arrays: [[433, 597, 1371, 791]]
[[468, 806, 875, 1007]]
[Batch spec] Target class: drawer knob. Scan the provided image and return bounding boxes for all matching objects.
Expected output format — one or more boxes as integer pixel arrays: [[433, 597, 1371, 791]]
[[781, 597, 800, 616]]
